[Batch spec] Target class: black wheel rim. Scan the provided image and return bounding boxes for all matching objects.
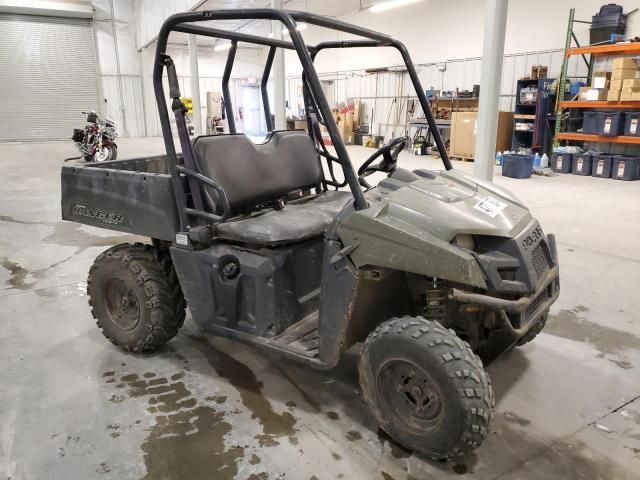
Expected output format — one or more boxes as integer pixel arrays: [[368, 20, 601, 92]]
[[377, 360, 444, 430], [104, 277, 140, 331]]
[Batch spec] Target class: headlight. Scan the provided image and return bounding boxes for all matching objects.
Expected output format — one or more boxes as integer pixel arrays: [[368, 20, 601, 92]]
[[453, 234, 476, 251]]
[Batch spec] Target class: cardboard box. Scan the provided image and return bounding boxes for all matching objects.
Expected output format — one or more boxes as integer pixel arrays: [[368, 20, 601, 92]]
[[531, 65, 548, 80], [620, 87, 640, 101], [622, 78, 640, 89], [607, 88, 621, 102], [625, 91, 640, 101], [450, 111, 513, 159], [612, 57, 640, 70], [612, 68, 640, 81], [578, 86, 591, 101], [335, 112, 354, 144], [585, 88, 608, 101], [592, 71, 612, 89], [610, 79, 624, 92]]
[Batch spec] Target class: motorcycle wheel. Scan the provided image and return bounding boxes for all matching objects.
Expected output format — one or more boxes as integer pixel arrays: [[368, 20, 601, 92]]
[[94, 145, 117, 162]]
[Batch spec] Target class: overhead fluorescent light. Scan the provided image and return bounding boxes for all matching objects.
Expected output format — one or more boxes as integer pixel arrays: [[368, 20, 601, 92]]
[[283, 23, 308, 36], [369, 0, 422, 13], [214, 42, 232, 51]]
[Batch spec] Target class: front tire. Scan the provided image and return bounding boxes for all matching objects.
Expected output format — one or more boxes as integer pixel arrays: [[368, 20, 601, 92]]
[[359, 317, 494, 460], [87, 243, 185, 352], [93, 145, 117, 162]]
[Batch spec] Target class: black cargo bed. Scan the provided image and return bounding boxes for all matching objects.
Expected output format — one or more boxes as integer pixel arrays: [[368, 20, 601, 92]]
[[61, 156, 179, 241]]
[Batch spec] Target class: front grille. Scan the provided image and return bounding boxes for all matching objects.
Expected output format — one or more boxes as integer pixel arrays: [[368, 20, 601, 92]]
[[525, 288, 549, 319], [531, 243, 550, 280]]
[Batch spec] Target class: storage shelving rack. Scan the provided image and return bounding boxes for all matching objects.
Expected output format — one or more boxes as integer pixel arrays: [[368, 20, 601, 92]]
[[512, 78, 556, 154], [554, 33, 640, 146]]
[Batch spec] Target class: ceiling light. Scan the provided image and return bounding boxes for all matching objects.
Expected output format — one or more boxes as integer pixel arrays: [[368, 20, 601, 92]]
[[369, 0, 422, 13], [214, 42, 232, 51], [283, 23, 308, 36]]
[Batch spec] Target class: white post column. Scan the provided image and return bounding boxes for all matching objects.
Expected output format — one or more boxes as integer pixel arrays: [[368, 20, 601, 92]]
[[188, 34, 203, 136], [474, 0, 509, 181], [272, 0, 286, 130]]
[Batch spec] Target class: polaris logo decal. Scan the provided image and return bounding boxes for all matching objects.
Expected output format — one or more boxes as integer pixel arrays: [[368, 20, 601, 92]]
[[473, 196, 507, 218], [522, 224, 543, 251], [72, 203, 127, 225]]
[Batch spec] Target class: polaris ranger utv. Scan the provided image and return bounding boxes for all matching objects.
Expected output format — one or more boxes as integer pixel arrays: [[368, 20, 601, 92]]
[[61, 9, 559, 460]]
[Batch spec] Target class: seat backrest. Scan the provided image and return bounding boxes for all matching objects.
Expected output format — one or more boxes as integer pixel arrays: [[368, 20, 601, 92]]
[[192, 130, 322, 211]]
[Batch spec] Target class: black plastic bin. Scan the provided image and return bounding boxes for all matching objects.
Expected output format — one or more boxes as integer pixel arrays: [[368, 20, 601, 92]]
[[583, 111, 600, 134], [624, 113, 640, 137], [502, 154, 533, 179], [590, 4, 626, 44], [551, 152, 572, 173], [72, 129, 84, 142], [572, 153, 593, 176], [592, 154, 615, 178], [612, 156, 640, 181], [600, 112, 625, 136]]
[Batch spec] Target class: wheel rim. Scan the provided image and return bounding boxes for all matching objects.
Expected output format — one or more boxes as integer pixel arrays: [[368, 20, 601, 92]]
[[104, 277, 140, 331], [95, 146, 110, 162], [377, 360, 444, 429]]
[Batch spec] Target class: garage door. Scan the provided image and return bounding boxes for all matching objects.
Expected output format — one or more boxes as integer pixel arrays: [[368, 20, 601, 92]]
[[0, 14, 101, 141]]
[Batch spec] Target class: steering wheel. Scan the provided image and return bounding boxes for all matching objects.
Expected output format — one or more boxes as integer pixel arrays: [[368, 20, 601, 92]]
[[357, 136, 408, 189]]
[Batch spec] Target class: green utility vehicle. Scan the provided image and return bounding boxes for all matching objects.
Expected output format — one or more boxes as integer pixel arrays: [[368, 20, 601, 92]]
[[61, 9, 559, 459]]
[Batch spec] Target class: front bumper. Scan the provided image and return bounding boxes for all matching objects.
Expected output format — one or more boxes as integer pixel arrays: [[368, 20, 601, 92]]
[[450, 233, 560, 337]]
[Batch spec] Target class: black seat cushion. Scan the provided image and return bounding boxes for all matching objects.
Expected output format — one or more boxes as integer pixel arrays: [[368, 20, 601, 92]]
[[192, 131, 322, 211], [216, 191, 352, 245]]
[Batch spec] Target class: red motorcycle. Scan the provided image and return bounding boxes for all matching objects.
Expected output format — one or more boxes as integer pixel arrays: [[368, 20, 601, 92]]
[[71, 111, 118, 162]]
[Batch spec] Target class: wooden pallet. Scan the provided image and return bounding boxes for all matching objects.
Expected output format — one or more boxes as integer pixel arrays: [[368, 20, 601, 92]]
[[450, 155, 474, 162]]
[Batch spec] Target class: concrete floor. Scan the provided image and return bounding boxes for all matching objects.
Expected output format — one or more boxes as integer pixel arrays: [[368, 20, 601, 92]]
[[1, 137, 639, 480]]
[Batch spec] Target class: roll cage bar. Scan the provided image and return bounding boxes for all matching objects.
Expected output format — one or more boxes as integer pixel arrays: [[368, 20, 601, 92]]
[[153, 9, 452, 232]]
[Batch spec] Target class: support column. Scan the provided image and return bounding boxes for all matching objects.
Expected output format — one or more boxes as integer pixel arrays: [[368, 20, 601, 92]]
[[272, 0, 286, 130], [188, 34, 203, 136], [474, 0, 509, 181]]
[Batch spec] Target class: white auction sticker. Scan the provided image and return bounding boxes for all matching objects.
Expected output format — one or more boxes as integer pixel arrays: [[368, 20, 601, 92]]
[[474, 196, 508, 218]]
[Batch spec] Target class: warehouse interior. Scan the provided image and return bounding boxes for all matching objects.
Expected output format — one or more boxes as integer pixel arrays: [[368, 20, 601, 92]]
[[1, 1, 640, 479]]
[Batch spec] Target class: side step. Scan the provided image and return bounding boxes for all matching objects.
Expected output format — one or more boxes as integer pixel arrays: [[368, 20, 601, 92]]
[[203, 312, 326, 368], [272, 313, 320, 357]]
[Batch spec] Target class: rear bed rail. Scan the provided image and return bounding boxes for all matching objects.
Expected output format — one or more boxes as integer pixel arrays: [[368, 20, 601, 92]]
[[61, 156, 179, 241]]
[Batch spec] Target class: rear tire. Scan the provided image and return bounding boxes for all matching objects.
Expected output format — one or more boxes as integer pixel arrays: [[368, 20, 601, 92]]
[[359, 317, 494, 460], [515, 311, 548, 346], [87, 243, 185, 352]]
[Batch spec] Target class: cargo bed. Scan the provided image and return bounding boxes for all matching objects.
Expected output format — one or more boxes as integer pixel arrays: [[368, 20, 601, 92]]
[[61, 156, 180, 241]]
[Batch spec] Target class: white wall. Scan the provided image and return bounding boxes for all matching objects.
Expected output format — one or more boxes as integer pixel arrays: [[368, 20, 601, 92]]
[[96, 0, 640, 138], [286, 0, 640, 74], [92, 0, 271, 137], [139, 42, 270, 137], [134, 0, 200, 49], [92, 0, 145, 137], [278, 0, 639, 138]]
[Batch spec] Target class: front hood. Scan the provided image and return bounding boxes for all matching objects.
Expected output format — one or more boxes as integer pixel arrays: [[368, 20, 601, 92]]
[[369, 169, 532, 242], [336, 169, 534, 288]]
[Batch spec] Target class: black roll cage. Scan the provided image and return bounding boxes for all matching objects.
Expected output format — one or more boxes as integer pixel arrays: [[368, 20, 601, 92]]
[[153, 9, 452, 231]]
